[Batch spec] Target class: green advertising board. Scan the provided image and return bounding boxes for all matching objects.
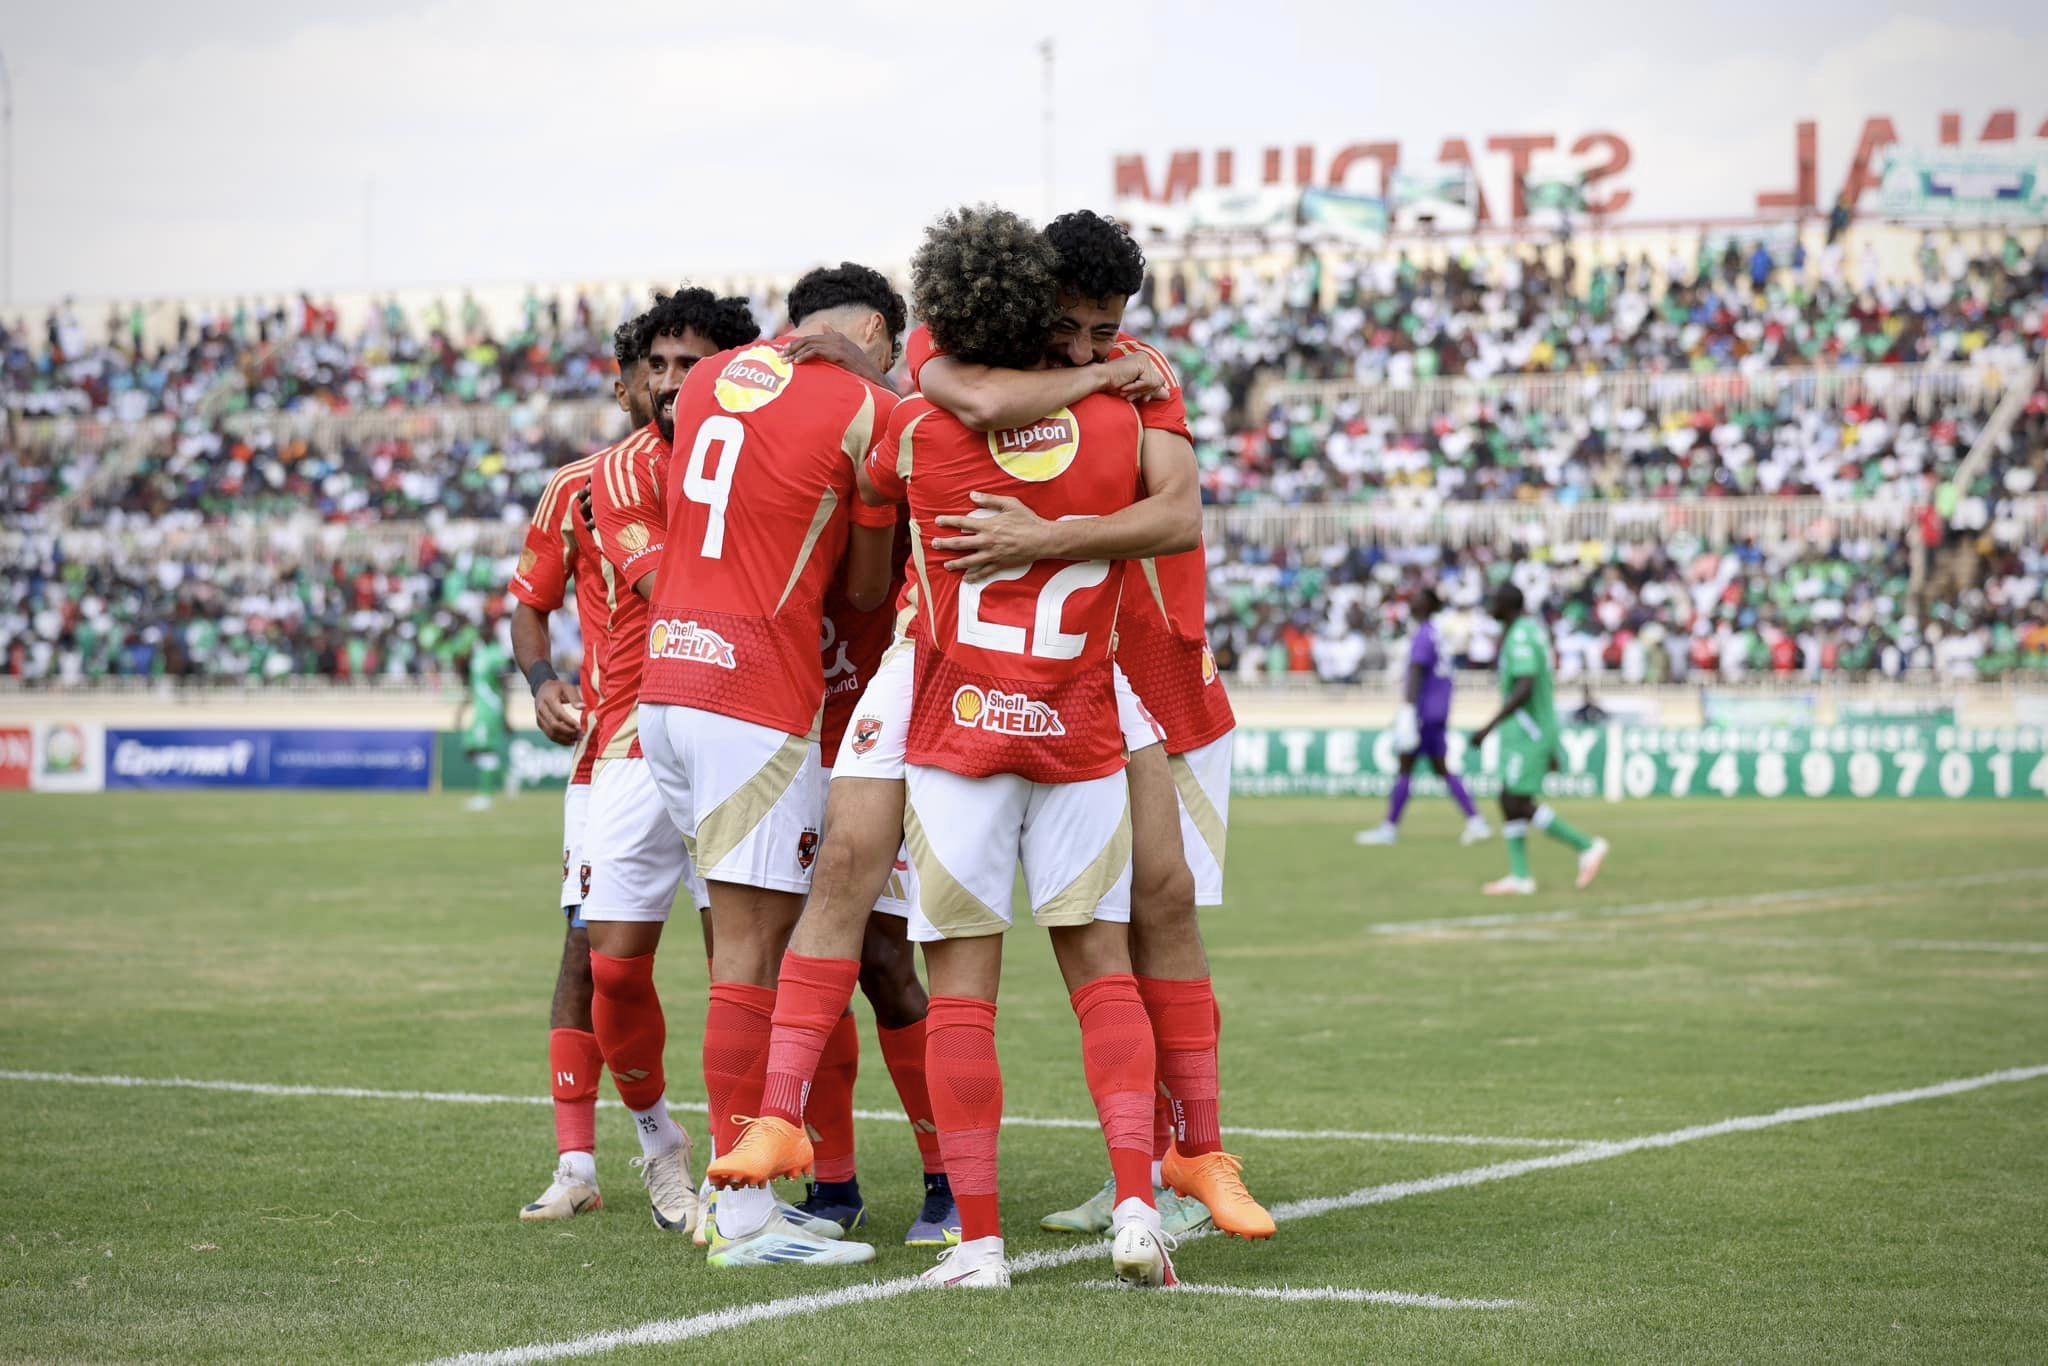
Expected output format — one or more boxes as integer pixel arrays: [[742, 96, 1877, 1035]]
[[1228, 726, 1606, 799], [1612, 723, 2048, 801], [437, 732, 577, 794], [1228, 723, 2048, 802]]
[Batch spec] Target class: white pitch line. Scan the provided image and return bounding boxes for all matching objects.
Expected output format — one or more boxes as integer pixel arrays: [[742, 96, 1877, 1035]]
[[0, 1071, 1585, 1150], [1370, 866, 2048, 937], [1079, 1280, 1524, 1310], [1473, 930, 2048, 956], [419, 1062, 2048, 1366]]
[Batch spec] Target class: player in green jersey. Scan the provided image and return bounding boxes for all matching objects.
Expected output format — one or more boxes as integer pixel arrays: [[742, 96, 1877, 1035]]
[[1468, 583, 1609, 895], [459, 636, 513, 812]]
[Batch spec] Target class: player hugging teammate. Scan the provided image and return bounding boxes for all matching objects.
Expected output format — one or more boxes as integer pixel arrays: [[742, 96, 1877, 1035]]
[[502, 207, 1271, 1286]]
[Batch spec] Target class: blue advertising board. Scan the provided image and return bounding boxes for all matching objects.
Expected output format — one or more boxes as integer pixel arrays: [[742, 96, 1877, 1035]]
[[104, 728, 435, 791]]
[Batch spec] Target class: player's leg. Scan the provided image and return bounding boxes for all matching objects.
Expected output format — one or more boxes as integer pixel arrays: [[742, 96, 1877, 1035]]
[[1358, 748, 1420, 845], [581, 751, 698, 1233], [1533, 800, 1609, 888], [1150, 736, 1274, 1239], [855, 905, 958, 1245], [916, 933, 1009, 1289], [661, 706, 872, 1266], [1421, 732, 1489, 844], [523, 785, 604, 1222], [1486, 781, 1540, 895], [906, 764, 1031, 1290], [1027, 770, 1176, 1286], [717, 646, 914, 1190]]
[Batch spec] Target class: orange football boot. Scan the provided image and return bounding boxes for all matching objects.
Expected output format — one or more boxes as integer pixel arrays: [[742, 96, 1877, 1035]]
[[1161, 1147, 1276, 1240], [706, 1116, 814, 1189]]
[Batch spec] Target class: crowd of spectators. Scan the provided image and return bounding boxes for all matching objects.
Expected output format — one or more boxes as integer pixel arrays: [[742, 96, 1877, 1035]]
[[5, 228, 2048, 689]]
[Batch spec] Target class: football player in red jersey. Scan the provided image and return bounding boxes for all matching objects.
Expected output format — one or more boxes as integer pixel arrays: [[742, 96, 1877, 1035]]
[[577, 288, 761, 1239], [624, 263, 905, 1269], [506, 312, 654, 1223], [718, 207, 1198, 1290], [911, 210, 1271, 1240]]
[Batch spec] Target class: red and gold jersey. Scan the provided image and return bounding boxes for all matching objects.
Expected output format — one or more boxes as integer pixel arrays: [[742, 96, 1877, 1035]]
[[869, 392, 1142, 784], [903, 324, 1227, 751], [820, 522, 912, 763], [507, 449, 613, 783], [641, 340, 898, 737], [584, 422, 671, 765]]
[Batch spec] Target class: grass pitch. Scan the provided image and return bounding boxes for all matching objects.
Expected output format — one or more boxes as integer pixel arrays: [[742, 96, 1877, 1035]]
[[2, 791, 2045, 1363]]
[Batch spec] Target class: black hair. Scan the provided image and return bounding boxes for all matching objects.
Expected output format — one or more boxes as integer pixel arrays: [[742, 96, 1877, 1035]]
[[911, 206, 1061, 371], [1415, 587, 1442, 618], [1494, 582, 1526, 615], [637, 286, 760, 355], [612, 315, 647, 374], [1044, 208, 1146, 302], [787, 263, 908, 364]]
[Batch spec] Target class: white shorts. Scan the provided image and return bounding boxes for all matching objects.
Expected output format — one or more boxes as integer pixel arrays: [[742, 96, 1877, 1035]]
[[640, 703, 824, 897], [831, 637, 913, 780], [1167, 731, 1232, 907], [821, 765, 912, 920], [902, 764, 1132, 942], [1115, 665, 1165, 755], [560, 782, 592, 916], [580, 759, 708, 924]]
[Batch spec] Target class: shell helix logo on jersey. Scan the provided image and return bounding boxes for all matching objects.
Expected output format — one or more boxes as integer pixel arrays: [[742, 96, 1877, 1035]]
[[986, 408, 1080, 481], [714, 344, 794, 414], [951, 685, 1066, 737], [647, 618, 738, 669], [1200, 642, 1219, 685]]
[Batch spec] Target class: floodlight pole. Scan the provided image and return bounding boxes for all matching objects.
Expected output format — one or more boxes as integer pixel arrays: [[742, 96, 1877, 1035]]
[[0, 48, 13, 308], [1039, 38, 1055, 220]]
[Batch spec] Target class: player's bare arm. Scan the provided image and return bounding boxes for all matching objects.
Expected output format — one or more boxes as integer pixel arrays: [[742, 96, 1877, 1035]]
[[920, 352, 1162, 432], [511, 602, 583, 744], [931, 426, 1200, 579], [841, 524, 895, 613], [785, 329, 897, 394], [1471, 676, 1536, 747]]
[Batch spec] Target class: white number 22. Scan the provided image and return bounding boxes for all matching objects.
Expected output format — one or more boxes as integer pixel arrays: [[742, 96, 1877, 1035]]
[[957, 539, 1110, 661]]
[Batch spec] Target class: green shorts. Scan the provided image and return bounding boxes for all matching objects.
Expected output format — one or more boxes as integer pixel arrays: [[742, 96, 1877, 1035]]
[[1499, 728, 1556, 797]]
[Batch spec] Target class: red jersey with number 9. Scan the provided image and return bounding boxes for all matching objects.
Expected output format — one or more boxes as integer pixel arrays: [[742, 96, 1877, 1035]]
[[640, 339, 899, 738], [867, 391, 1142, 784]]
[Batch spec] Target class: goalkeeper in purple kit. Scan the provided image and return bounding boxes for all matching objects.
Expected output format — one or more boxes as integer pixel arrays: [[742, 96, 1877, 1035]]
[[1357, 589, 1491, 847]]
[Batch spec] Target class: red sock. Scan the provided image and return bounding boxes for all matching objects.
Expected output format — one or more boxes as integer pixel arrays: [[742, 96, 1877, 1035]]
[[759, 953, 862, 1124], [878, 1017, 945, 1175], [703, 981, 775, 1158], [1137, 976, 1223, 1157], [809, 1012, 860, 1183], [926, 995, 1002, 1242], [589, 952, 665, 1112], [1070, 974, 1157, 1208], [549, 1027, 604, 1156]]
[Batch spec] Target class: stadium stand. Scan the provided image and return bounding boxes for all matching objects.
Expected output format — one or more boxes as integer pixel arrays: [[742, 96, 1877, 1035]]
[[4, 229, 2047, 687]]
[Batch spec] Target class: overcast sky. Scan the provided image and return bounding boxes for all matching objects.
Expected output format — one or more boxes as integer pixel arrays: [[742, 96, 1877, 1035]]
[[8, 0, 2047, 304]]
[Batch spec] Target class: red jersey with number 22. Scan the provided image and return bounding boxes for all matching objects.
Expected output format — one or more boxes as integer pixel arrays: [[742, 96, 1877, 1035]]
[[641, 340, 898, 737], [868, 392, 1142, 784], [904, 324, 1231, 752]]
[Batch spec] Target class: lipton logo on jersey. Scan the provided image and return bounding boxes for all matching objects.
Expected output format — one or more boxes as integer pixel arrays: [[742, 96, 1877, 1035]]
[[851, 717, 882, 756], [987, 408, 1080, 481], [647, 619, 738, 669], [714, 344, 794, 414], [950, 685, 1066, 737]]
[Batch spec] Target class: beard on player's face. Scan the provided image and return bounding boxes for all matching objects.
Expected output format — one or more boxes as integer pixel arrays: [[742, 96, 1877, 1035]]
[[1044, 292, 1126, 368]]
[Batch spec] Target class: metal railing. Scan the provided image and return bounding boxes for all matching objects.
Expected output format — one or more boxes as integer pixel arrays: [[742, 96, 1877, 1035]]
[[1251, 359, 2031, 428], [11, 495, 2046, 565]]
